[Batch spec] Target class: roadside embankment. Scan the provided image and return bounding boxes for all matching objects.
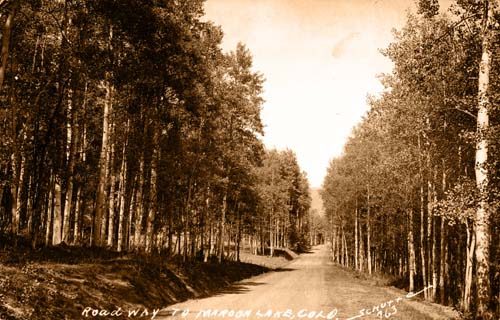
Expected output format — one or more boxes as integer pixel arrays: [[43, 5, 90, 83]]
[[0, 244, 293, 320]]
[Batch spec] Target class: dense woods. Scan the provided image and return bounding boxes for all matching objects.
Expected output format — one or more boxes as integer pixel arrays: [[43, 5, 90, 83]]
[[321, 0, 499, 318], [0, 0, 314, 263], [5, 0, 500, 319]]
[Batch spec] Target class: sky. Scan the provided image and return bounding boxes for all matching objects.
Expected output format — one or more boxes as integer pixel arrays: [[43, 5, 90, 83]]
[[203, 0, 439, 188]]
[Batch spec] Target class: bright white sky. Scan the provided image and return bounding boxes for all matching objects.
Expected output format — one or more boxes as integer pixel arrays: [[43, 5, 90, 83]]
[[204, 0, 449, 188]]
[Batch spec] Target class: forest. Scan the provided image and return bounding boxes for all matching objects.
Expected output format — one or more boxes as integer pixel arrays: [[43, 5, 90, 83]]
[[0, 0, 314, 264], [321, 0, 499, 319], [3, 0, 500, 319]]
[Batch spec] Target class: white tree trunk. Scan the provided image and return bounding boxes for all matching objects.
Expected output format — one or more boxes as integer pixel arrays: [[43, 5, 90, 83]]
[[117, 138, 128, 252], [367, 186, 372, 275], [134, 155, 145, 251], [45, 175, 54, 246], [94, 82, 112, 246], [72, 188, 82, 245], [463, 222, 475, 313], [355, 206, 359, 271], [52, 179, 62, 245], [474, 1, 497, 316], [145, 128, 159, 254], [408, 208, 416, 292], [11, 151, 24, 236], [63, 90, 78, 244], [107, 168, 116, 247]]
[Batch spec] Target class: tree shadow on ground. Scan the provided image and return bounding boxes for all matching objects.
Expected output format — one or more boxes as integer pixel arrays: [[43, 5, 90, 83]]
[[273, 267, 296, 272], [213, 281, 267, 296]]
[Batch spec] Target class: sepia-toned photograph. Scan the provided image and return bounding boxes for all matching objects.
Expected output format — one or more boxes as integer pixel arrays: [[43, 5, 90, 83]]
[[0, 0, 499, 319]]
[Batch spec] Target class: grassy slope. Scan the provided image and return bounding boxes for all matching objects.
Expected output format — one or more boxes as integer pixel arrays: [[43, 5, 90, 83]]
[[0, 244, 278, 320]]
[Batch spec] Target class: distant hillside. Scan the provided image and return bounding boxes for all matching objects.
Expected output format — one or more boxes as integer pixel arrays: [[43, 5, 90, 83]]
[[310, 188, 324, 216]]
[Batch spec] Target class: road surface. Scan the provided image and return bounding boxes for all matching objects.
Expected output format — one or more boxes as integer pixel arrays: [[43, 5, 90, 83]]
[[158, 246, 457, 320]]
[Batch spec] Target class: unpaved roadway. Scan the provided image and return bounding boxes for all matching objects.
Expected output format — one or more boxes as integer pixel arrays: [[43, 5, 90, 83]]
[[157, 246, 457, 320]]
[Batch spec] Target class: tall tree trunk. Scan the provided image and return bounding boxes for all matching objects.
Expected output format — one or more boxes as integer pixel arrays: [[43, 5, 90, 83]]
[[418, 135, 428, 299], [367, 185, 372, 275], [116, 122, 129, 252], [168, 198, 174, 257], [45, 174, 54, 246], [101, 119, 114, 245], [355, 204, 359, 271], [474, 1, 497, 316], [439, 217, 447, 304], [342, 224, 348, 268], [359, 218, 365, 272], [182, 213, 188, 260], [338, 226, 343, 265], [72, 187, 81, 245], [184, 179, 193, 260], [439, 161, 447, 304], [275, 218, 279, 249], [134, 153, 145, 251], [63, 91, 78, 244], [427, 172, 434, 301], [52, 178, 62, 245], [107, 166, 116, 247], [208, 218, 213, 260], [228, 222, 233, 260], [94, 20, 114, 247], [218, 185, 228, 263], [11, 150, 24, 236], [26, 177, 33, 236], [94, 81, 112, 247], [145, 126, 159, 254], [127, 178, 136, 251], [332, 223, 337, 262], [408, 208, 416, 292], [338, 226, 343, 264], [269, 207, 274, 257], [106, 122, 117, 248], [0, 0, 19, 88], [200, 188, 209, 260], [431, 168, 438, 301], [260, 214, 264, 255], [431, 214, 437, 301], [463, 221, 475, 313], [237, 204, 242, 262]]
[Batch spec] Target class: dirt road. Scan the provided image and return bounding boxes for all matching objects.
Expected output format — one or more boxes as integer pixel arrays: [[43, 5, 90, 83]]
[[158, 246, 457, 320]]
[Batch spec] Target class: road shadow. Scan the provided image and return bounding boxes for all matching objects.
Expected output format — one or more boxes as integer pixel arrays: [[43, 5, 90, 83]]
[[273, 267, 296, 272], [157, 281, 270, 317], [212, 281, 266, 296], [298, 250, 314, 254]]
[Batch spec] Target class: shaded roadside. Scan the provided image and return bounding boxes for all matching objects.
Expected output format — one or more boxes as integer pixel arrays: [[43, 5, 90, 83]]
[[0, 243, 292, 320]]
